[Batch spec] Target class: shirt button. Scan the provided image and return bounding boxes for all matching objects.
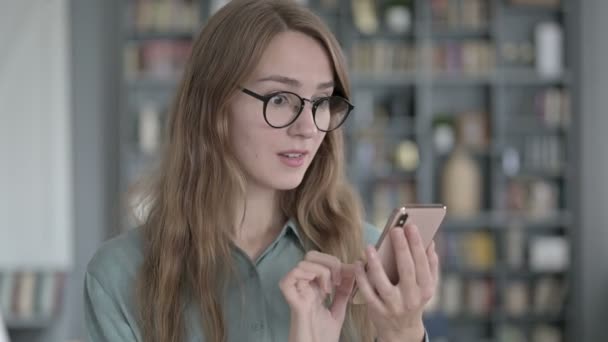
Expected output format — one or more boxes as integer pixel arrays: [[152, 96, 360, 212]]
[[249, 268, 257, 278], [250, 322, 265, 331]]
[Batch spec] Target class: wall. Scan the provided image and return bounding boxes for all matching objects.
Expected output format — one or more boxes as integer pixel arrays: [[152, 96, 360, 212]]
[[64, 0, 121, 340], [579, 0, 608, 341]]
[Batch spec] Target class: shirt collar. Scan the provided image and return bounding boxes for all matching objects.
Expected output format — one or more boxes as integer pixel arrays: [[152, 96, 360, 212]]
[[283, 217, 305, 248]]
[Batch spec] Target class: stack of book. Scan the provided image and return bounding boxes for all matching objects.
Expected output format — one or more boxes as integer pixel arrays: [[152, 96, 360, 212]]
[[0, 271, 66, 321], [351, 41, 416, 75], [128, 0, 200, 33], [124, 40, 193, 82], [433, 41, 495, 75], [431, 0, 489, 31]]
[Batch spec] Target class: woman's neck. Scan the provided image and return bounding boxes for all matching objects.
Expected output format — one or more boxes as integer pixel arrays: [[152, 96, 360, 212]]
[[233, 185, 286, 260]]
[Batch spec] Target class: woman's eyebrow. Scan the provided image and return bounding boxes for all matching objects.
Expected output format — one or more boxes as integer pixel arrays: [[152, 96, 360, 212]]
[[255, 75, 334, 90]]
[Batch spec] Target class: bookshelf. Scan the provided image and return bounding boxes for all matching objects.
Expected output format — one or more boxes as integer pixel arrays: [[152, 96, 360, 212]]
[[117, 0, 577, 341]]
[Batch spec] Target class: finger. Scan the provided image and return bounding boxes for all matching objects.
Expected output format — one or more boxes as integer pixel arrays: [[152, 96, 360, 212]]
[[330, 265, 357, 322], [297, 261, 333, 294], [353, 261, 388, 316], [391, 226, 417, 290], [427, 241, 440, 284], [305, 251, 343, 285], [405, 225, 433, 290], [280, 268, 317, 290], [365, 245, 400, 304], [280, 269, 316, 304]]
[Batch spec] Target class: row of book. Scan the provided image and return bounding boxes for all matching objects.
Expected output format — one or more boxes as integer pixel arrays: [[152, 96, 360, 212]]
[[350, 41, 416, 75], [431, 0, 489, 31], [0, 271, 66, 320], [506, 179, 561, 218], [499, 324, 562, 342], [433, 41, 496, 74], [503, 277, 566, 316], [518, 134, 565, 175], [535, 88, 571, 129], [439, 231, 496, 271], [428, 275, 566, 317], [124, 40, 192, 81], [127, 0, 200, 34]]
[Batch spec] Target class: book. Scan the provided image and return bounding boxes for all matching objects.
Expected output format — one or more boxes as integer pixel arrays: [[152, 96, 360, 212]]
[[15, 271, 36, 318]]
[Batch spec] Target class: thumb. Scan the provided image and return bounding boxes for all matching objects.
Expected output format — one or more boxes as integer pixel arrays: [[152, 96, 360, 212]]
[[330, 264, 356, 322]]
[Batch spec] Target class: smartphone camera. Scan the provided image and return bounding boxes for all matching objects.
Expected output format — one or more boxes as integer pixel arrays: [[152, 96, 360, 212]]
[[397, 214, 408, 227]]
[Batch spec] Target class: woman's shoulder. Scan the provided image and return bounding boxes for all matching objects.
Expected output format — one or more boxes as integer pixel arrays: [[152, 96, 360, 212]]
[[86, 227, 145, 290]]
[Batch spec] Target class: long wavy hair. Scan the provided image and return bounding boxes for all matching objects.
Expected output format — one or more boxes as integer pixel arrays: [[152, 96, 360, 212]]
[[135, 0, 374, 341]]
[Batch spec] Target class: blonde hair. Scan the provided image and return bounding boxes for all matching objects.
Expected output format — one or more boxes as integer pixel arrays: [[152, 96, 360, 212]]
[[135, 0, 374, 341]]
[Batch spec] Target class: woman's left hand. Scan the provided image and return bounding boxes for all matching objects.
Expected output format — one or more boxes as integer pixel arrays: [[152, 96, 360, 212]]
[[354, 224, 440, 342]]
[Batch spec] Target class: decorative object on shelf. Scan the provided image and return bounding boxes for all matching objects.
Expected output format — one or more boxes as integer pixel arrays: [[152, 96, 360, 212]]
[[384, 0, 412, 34], [535, 22, 564, 78], [352, 0, 379, 34], [502, 147, 521, 177], [394, 139, 419, 171], [442, 147, 482, 217], [456, 111, 490, 151], [138, 103, 163, 155], [433, 119, 455, 155], [529, 236, 569, 272]]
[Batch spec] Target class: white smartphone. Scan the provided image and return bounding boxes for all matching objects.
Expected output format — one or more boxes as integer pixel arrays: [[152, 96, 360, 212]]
[[351, 204, 447, 304]]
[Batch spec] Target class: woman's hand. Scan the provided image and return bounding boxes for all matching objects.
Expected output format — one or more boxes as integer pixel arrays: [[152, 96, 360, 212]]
[[354, 225, 439, 342], [279, 251, 356, 342]]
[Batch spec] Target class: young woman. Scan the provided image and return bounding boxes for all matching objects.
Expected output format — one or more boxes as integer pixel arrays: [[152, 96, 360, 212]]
[[84, 0, 439, 341]]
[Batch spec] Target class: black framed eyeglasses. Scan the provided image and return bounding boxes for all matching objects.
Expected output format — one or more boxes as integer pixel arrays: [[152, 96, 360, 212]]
[[241, 88, 354, 132]]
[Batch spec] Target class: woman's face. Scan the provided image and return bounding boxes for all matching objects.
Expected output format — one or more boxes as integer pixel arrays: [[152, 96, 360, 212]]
[[229, 30, 334, 191]]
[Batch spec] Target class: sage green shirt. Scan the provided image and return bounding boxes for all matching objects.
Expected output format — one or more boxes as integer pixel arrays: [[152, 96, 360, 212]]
[[84, 219, 428, 341]]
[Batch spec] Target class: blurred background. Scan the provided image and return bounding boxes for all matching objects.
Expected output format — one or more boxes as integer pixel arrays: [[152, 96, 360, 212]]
[[0, 0, 607, 341]]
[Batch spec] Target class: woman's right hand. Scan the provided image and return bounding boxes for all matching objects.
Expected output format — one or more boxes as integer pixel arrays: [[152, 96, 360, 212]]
[[279, 251, 356, 342]]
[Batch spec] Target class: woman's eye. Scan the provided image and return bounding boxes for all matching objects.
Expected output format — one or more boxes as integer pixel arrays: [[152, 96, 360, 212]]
[[270, 94, 288, 105]]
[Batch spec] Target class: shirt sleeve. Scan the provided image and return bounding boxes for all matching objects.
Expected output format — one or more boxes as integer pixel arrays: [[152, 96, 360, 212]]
[[84, 271, 138, 342]]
